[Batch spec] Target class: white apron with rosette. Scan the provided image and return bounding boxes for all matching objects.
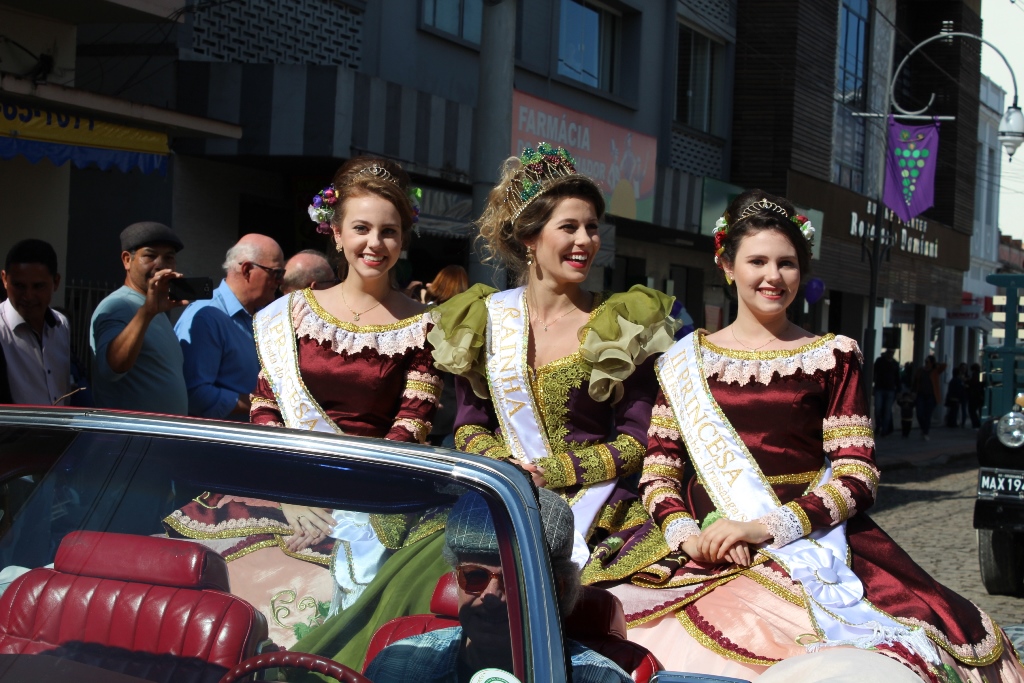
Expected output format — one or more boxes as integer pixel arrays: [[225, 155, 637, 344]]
[[485, 287, 615, 568], [255, 293, 387, 611], [656, 332, 938, 663]]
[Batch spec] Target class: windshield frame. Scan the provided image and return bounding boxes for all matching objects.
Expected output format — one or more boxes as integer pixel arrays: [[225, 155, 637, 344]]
[[0, 406, 569, 683]]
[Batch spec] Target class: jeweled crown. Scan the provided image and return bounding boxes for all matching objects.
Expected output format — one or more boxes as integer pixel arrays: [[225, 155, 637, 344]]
[[505, 142, 579, 221]]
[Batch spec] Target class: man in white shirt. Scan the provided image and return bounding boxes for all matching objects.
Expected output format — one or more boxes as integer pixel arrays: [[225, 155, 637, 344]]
[[0, 239, 71, 406]]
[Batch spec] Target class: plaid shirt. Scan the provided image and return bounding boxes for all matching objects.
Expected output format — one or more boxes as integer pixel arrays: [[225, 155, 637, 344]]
[[364, 626, 632, 683]]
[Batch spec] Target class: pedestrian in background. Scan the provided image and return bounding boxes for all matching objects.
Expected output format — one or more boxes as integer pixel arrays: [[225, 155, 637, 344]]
[[0, 239, 72, 406], [422, 265, 469, 447], [90, 222, 189, 415], [967, 362, 985, 429], [897, 389, 915, 438], [912, 355, 945, 440], [872, 348, 899, 436], [281, 249, 336, 294], [944, 365, 966, 427], [174, 234, 284, 419]]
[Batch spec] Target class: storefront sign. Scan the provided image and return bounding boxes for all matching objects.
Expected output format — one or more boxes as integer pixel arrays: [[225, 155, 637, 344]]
[[512, 90, 657, 222], [0, 100, 168, 174]]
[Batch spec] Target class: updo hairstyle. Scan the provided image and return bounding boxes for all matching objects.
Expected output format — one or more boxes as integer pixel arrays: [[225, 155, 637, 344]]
[[329, 156, 415, 280], [718, 189, 811, 279], [476, 156, 605, 285]]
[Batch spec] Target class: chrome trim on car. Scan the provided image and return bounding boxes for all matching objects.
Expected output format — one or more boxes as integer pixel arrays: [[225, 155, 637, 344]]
[[0, 407, 570, 682]]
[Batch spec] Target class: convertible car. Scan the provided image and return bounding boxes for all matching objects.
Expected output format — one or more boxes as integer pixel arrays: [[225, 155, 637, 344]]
[[0, 407, 727, 683]]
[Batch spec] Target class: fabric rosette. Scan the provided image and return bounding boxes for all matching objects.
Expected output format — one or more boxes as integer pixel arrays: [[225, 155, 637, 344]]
[[788, 547, 864, 609], [581, 286, 681, 404], [427, 283, 496, 399]]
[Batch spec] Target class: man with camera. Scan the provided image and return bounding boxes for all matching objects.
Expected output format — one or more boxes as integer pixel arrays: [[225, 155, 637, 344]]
[[90, 222, 190, 415], [174, 234, 284, 419]]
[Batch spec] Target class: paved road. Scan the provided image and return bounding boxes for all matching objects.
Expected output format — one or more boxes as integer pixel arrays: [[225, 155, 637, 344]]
[[871, 462, 1024, 627]]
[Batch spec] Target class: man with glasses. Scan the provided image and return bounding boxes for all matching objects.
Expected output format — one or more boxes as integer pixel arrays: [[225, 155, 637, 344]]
[[365, 488, 631, 683], [174, 234, 284, 419], [90, 222, 189, 414]]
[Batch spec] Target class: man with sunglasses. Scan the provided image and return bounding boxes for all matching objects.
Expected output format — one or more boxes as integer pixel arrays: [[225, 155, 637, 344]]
[[174, 234, 284, 419], [365, 488, 631, 683]]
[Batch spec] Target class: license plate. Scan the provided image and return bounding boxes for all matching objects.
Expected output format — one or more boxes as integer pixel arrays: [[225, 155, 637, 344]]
[[978, 468, 1024, 499]]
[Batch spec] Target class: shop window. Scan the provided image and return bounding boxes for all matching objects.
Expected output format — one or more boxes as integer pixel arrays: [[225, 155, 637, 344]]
[[675, 23, 726, 135], [557, 0, 620, 92], [423, 0, 483, 44], [832, 0, 870, 193]]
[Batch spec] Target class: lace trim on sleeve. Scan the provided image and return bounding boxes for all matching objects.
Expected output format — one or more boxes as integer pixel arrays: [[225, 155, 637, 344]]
[[393, 417, 431, 443], [701, 335, 861, 386], [648, 404, 681, 441], [758, 502, 809, 548], [822, 414, 875, 452], [293, 294, 428, 357], [663, 513, 701, 551]]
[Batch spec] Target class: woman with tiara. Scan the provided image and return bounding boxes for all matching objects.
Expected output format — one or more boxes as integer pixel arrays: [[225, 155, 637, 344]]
[[164, 157, 446, 651], [429, 143, 679, 580], [609, 189, 1024, 682]]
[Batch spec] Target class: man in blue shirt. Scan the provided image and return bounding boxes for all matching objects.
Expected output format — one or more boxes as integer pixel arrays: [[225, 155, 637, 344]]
[[365, 488, 632, 683], [91, 222, 189, 415], [175, 234, 284, 419]]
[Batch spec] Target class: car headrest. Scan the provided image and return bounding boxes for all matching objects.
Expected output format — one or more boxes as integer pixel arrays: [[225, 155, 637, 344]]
[[430, 572, 459, 617], [564, 586, 628, 640], [55, 531, 231, 592]]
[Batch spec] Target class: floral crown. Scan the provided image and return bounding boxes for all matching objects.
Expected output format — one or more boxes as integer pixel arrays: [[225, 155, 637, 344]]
[[307, 164, 421, 235], [505, 142, 579, 222], [712, 199, 815, 274]]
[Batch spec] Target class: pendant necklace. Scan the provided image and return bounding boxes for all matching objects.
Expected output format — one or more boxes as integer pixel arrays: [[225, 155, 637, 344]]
[[530, 294, 580, 332], [730, 326, 776, 351], [340, 286, 384, 322]]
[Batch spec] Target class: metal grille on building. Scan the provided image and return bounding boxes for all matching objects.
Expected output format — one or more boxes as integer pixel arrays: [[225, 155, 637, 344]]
[[670, 128, 724, 178], [190, 0, 363, 67]]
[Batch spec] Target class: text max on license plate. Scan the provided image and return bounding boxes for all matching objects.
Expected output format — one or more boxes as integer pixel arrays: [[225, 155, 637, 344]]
[[979, 468, 1024, 498]]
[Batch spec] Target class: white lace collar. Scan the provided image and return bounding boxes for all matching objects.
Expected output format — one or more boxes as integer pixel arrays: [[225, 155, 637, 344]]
[[700, 333, 862, 386], [293, 289, 428, 357]]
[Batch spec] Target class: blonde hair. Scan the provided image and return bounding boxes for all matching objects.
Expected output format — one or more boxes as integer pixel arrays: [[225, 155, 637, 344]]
[[476, 156, 605, 285], [329, 156, 415, 281]]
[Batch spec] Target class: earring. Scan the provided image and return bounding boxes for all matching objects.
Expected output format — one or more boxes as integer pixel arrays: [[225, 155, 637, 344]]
[[724, 271, 733, 286], [526, 247, 534, 266]]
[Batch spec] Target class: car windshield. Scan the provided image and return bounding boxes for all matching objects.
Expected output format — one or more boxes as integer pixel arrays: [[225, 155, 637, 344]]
[[0, 420, 533, 683]]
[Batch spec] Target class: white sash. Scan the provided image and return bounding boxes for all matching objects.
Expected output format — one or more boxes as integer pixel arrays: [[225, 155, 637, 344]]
[[656, 332, 938, 663], [485, 288, 614, 568], [254, 293, 387, 611]]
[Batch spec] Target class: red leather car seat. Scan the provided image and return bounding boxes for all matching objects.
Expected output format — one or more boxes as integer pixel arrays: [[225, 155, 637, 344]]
[[0, 530, 269, 683], [363, 572, 662, 683]]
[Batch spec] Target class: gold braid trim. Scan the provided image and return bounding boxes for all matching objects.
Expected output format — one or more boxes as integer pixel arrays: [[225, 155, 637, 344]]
[[642, 485, 679, 511], [580, 524, 671, 585], [538, 451, 578, 488], [823, 426, 875, 441], [821, 484, 849, 521], [163, 511, 291, 540], [404, 511, 449, 547], [650, 414, 680, 431], [370, 513, 411, 550], [661, 510, 695, 530], [832, 462, 880, 486], [784, 501, 813, 536], [765, 470, 819, 486], [677, 609, 781, 666], [405, 379, 442, 398], [275, 535, 332, 566], [250, 396, 278, 409], [643, 463, 682, 479], [223, 538, 278, 562]]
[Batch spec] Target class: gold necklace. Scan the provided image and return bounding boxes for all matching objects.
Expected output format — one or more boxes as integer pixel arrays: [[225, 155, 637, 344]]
[[529, 292, 584, 332], [340, 286, 384, 322], [730, 326, 776, 351]]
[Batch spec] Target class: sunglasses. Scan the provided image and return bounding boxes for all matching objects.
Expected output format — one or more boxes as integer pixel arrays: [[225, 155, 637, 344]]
[[456, 564, 504, 594], [247, 262, 286, 281]]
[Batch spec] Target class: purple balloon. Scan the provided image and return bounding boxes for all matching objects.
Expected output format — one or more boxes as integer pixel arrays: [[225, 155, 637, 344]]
[[805, 277, 826, 305]]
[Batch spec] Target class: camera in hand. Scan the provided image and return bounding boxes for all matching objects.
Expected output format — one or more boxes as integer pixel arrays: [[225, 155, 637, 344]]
[[168, 277, 214, 302]]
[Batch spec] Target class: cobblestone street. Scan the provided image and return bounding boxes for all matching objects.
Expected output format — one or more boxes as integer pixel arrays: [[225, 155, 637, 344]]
[[872, 462, 1024, 627]]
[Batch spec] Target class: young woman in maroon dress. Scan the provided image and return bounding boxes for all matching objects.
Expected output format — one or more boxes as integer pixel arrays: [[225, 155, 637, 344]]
[[164, 157, 443, 649], [608, 190, 1024, 683]]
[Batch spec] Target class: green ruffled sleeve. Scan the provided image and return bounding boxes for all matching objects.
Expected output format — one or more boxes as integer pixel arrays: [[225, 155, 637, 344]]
[[580, 285, 681, 404], [427, 283, 496, 399]]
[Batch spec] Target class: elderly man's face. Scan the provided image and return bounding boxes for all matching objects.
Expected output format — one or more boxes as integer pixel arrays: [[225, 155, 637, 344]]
[[457, 556, 509, 649]]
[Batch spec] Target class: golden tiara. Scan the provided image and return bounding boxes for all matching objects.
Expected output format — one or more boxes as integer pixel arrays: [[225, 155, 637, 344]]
[[738, 198, 789, 220]]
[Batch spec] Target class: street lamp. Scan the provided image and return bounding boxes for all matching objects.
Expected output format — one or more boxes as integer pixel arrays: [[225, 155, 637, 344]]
[[860, 31, 1020, 391]]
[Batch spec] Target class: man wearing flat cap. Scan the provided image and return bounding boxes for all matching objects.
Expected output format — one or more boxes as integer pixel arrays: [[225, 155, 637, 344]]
[[89, 222, 189, 414], [365, 487, 631, 683]]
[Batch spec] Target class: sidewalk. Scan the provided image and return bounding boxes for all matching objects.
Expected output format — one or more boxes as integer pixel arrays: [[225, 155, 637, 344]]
[[873, 425, 978, 470]]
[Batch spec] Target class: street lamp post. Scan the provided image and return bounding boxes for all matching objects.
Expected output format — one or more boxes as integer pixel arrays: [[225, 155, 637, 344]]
[[860, 32, 1023, 393]]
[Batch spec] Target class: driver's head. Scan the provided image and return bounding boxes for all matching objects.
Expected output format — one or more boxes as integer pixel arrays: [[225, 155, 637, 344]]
[[444, 488, 581, 649]]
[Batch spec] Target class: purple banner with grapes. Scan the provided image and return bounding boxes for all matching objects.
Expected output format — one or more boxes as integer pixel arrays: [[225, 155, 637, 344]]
[[883, 115, 940, 222]]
